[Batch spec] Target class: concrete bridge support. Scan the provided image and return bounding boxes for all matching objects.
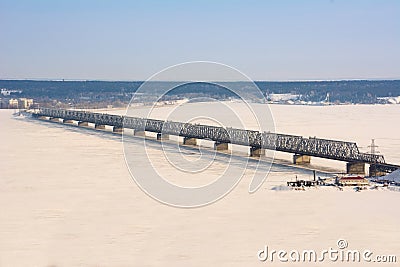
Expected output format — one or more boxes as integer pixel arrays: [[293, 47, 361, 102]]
[[369, 166, 387, 177], [250, 147, 265, 157], [78, 121, 89, 126], [293, 154, 311, 164], [113, 127, 124, 134], [156, 133, 169, 140], [49, 117, 60, 122], [183, 137, 197, 145], [63, 119, 74, 124], [134, 130, 146, 137], [346, 162, 365, 175], [95, 124, 106, 130], [214, 142, 229, 151]]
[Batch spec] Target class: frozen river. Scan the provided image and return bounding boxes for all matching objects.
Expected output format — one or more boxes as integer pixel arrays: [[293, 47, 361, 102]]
[[0, 103, 399, 266]]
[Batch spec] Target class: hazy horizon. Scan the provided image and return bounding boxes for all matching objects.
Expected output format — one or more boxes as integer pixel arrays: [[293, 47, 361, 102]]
[[1, 0, 399, 81]]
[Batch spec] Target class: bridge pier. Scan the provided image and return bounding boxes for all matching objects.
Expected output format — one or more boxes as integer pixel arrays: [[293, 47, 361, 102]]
[[49, 117, 60, 122], [113, 126, 124, 134], [183, 137, 197, 145], [293, 154, 311, 164], [95, 124, 106, 130], [346, 162, 365, 175], [214, 142, 229, 151], [369, 166, 387, 177], [250, 147, 265, 157], [134, 130, 146, 137], [369, 163, 397, 177], [156, 133, 169, 140], [63, 119, 74, 124], [78, 121, 89, 126]]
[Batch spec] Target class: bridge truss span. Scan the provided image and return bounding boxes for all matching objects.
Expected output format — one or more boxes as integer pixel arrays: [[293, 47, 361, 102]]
[[32, 108, 387, 166]]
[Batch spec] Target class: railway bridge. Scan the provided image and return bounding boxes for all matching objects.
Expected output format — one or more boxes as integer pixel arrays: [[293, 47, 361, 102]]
[[31, 108, 398, 176]]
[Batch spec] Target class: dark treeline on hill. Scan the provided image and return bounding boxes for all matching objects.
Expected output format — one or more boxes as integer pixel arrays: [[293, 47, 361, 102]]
[[256, 80, 400, 103], [0, 79, 399, 107], [0, 80, 142, 98]]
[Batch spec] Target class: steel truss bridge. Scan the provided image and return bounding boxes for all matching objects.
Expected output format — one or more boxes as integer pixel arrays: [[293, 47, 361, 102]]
[[32, 108, 398, 173]]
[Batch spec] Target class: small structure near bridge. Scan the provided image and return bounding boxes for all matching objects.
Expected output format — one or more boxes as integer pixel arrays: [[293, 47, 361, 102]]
[[336, 176, 369, 187], [287, 180, 320, 187]]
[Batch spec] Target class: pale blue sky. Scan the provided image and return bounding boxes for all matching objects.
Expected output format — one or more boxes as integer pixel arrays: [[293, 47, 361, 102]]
[[0, 0, 399, 80]]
